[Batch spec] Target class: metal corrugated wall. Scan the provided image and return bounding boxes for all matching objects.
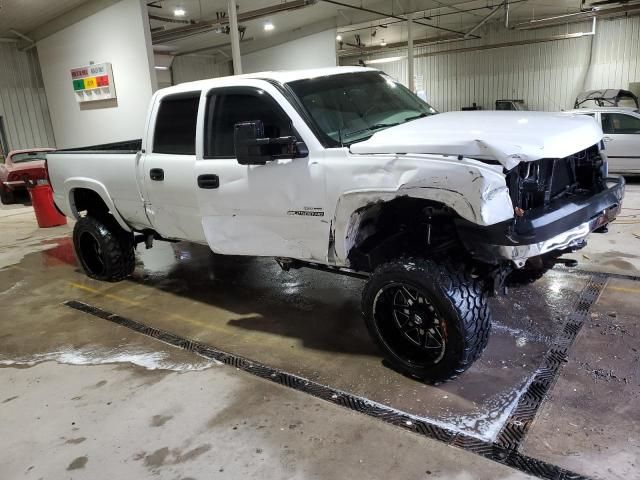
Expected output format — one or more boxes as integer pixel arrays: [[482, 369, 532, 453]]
[[585, 17, 640, 91], [341, 17, 640, 112], [0, 44, 55, 150]]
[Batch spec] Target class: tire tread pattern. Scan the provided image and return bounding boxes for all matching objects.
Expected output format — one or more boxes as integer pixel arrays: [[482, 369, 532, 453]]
[[362, 257, 491, 383], [73, 216, 135, 282]]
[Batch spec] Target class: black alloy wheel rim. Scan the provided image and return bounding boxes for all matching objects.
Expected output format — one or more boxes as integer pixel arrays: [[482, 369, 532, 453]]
[[373, 282, 447, 366], [78, 231, 106, 276]]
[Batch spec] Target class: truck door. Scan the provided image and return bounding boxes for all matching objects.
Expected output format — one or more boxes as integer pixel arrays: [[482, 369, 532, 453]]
[[601, 112, 640, 174], [193, 86, 327, 260], [142, 92, 206, 242]]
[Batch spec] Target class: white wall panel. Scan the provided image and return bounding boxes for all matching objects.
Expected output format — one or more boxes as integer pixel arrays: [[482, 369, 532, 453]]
[[242, 29, 337, 74], [0, 44, 55, 150], [37, 0, 156, 149], [343, 17, 640, 112], [172, 56, 232, 85]]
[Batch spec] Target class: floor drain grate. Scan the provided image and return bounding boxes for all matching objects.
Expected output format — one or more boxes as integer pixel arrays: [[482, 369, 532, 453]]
[[64, 273, 606, 480], [495, 274, 607, 452]]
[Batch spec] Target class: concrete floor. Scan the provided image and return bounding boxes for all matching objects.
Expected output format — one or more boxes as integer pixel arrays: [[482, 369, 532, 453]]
[[1, 181, 639, 479]]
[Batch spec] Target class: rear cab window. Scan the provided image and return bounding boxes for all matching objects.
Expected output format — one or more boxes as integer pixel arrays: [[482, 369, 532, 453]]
[[153, 93, 200, 155]]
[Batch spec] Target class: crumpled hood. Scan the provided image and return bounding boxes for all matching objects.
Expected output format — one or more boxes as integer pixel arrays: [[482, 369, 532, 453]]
[[350, 111, 603, 170]]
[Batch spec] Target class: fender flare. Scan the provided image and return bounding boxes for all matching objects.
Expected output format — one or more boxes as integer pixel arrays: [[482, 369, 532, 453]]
[[62, 177, 132, 232], [330, 184, 512, 265]]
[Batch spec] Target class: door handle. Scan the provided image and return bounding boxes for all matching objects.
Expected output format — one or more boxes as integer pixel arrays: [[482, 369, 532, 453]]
[[198, 174, 220, 189], [603, 136, 613, 142], [149, 168, 164, 181]]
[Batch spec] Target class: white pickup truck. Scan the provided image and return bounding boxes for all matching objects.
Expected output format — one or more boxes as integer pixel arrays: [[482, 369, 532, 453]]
[[47, 67, 625, 383]]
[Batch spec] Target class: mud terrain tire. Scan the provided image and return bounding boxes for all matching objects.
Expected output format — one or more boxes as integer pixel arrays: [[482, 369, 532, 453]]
[[362, 258, 491, 383], [73, 215, 135, 282]]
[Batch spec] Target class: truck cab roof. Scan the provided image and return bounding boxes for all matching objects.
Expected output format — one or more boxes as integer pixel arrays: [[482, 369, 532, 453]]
[[158, 66, 379, 96]]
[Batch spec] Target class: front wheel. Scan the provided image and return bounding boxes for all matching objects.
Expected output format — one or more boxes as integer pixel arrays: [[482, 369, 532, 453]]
[[73, 215, 135, 282], [362, 258, 491, 383]]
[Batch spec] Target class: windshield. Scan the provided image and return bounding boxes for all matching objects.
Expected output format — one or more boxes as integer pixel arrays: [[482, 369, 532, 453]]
[[287, 72, 437, 146], [11, 152, 48, 164]]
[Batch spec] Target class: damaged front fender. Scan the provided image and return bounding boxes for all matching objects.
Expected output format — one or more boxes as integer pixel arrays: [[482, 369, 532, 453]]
[[328, 155, 514, 265]]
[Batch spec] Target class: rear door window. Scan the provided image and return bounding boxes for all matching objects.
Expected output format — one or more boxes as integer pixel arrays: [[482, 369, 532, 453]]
[[153, 93, 200, 155]]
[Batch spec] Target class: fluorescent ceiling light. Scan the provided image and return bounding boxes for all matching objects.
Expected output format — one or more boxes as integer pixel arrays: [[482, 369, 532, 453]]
[[173, 7, 186, 17], [336, 34, 343, 41], [154, 66, 170, 70], [367, 56, 406, 64], [264, 22, 275, 31]]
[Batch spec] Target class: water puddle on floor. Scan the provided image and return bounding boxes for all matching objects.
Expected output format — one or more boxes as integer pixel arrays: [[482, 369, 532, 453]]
[[0, 238, 589, 442]]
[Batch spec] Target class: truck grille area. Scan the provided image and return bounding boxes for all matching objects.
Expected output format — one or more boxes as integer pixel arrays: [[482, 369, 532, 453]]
[[506, 144, 606, 214]]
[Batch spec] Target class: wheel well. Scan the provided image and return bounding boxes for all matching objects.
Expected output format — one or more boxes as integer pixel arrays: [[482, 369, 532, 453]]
[[71, 188, 109, 218], [346, 197, 462, 272]]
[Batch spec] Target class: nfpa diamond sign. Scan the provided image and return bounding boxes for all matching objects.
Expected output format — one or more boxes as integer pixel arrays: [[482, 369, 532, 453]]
[[70, 63, 116, 103]]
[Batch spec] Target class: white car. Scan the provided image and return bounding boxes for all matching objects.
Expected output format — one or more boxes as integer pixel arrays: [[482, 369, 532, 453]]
[[46, 67, 625, 382], [568, 107, 640, 174]]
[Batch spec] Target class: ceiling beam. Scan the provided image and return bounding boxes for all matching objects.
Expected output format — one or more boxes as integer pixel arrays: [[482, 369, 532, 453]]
[[339, 32, 466, 57], [515, 3, 640, 29], [152, 0, 314, 44], [464, 0, 507, 38], [17, 0, 120, 47], [321, 0, 474, 37], [175, 17, 337, 57]]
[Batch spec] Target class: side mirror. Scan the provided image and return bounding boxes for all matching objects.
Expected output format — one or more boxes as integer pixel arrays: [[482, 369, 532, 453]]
[[234, 120, 308, 165]]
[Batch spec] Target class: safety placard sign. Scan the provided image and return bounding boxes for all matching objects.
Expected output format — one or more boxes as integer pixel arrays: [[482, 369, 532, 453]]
[[70, 63, 116, 103]]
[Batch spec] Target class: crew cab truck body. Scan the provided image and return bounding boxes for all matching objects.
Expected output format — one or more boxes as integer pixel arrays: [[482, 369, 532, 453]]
[[47, 67, 625, 383]]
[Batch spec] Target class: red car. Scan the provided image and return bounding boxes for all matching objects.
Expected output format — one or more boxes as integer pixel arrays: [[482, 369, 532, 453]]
[[0, 148, 54, 204]]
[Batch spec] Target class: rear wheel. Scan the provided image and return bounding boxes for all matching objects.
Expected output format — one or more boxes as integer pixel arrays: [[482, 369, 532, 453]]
[[73, 215, 135, 281], [0, 188, 14, 205], [362, 258, 491, 383]]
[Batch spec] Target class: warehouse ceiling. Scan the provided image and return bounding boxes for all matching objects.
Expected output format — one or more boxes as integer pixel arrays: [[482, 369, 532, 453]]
[[0, 0, 94, 38], [146, 0, 640, 58], [1, 0, 639, 56]]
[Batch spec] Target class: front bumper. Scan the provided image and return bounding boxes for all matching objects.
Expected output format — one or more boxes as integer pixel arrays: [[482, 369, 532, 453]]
[[2, 180, 27, 191], [459, 176, 625, 267]]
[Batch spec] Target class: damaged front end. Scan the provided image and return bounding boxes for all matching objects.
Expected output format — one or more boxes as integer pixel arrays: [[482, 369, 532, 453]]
[[457, 143, 625, 292]]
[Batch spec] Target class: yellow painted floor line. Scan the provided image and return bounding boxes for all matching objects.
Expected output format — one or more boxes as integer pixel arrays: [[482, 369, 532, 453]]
[[607, 285, 640, 294], [67, 281, 232, 334], [69, 282, 140, 306], [8, 265, 29, 272]]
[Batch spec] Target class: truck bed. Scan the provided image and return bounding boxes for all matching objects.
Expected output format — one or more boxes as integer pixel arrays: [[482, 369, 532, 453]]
[[55, 139, 142, 154], [47, 143, 151, 231]]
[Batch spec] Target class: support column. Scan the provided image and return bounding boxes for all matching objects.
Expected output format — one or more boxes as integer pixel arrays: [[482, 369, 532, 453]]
[[407, 12, 414, 92], [228, 0, 242, 75]]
